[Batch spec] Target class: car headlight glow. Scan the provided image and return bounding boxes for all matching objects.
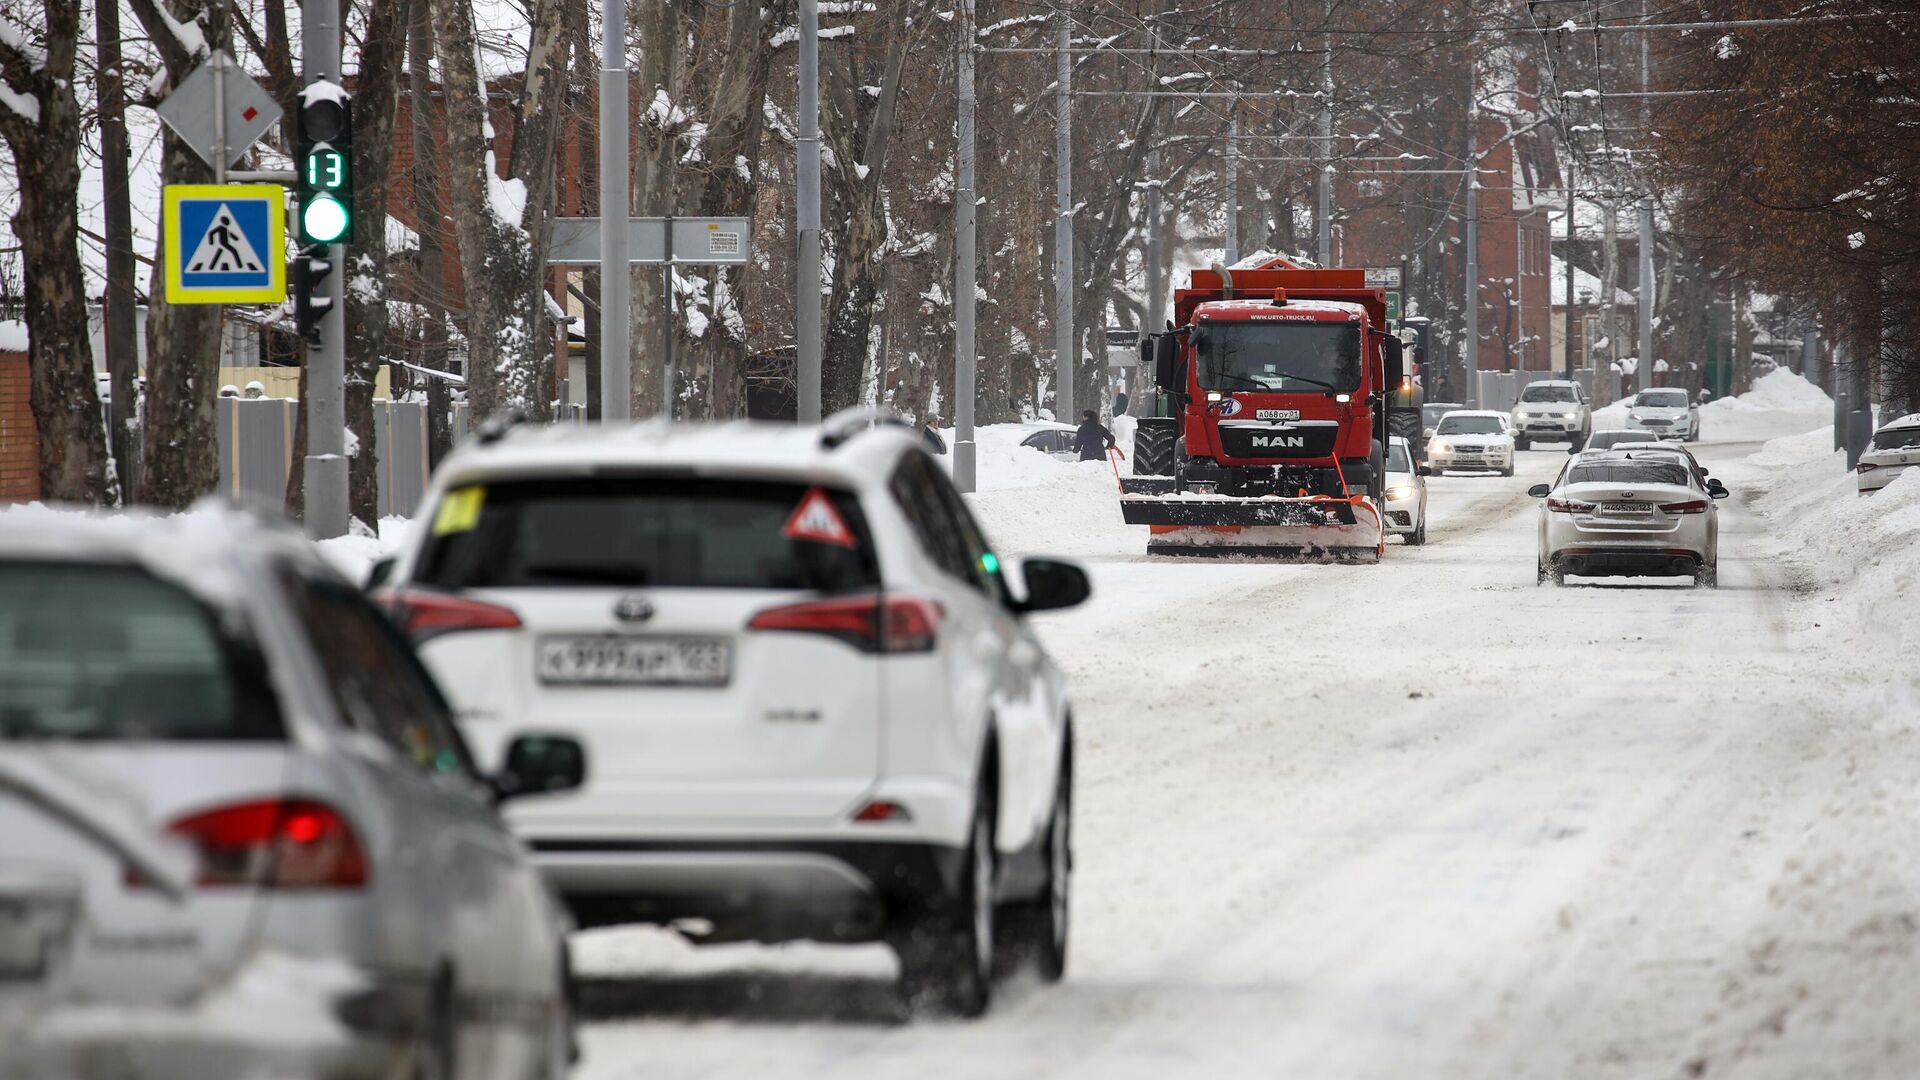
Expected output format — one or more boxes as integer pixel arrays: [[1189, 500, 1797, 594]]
[[1432, 439, 1451, 453], [1385, 483, 1414, 500]]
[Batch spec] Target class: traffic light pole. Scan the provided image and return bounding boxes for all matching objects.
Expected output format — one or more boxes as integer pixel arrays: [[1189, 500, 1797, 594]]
[[301, 0, 348, 539]]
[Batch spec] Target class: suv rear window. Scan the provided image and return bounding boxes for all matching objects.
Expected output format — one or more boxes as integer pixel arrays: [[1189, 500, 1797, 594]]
[[413, 476, 880, 592], [1520, 384, 1578, 402], [0, 563, 281, 741]]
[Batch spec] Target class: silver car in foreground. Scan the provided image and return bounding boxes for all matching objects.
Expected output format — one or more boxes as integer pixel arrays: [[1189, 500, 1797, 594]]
[[1383, 436, 1428, 544], [1529, 451, 1729, 587], [0, 509, 584, 1080]]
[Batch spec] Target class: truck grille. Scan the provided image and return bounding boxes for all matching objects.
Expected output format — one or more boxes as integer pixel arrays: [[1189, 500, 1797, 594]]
[[1215, 421, 1341, 460]]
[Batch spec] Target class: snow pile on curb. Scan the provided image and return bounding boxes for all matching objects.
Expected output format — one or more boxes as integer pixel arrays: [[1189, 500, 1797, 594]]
[[1592, 369, 1832, 439]]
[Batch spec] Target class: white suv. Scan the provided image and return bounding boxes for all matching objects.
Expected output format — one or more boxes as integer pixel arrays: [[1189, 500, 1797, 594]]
[[377, 412, 1088, 1017], [1510, 380, 1592, 450]]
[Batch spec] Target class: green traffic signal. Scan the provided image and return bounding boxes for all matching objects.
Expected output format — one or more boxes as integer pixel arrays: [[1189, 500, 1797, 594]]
[[301, 193, 350, 244]]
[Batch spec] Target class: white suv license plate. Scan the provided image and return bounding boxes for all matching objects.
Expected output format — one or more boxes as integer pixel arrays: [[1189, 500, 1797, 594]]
[[537, 637, 732, 687]]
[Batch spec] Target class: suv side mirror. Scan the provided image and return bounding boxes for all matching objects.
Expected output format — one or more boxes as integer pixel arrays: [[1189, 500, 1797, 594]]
[[1527, 483, 1551, 497], [1708, 479, 1730, 498], [365, 556, 397, 591], [495, 734, 587, 802], [1011, 557, 1091, 615]]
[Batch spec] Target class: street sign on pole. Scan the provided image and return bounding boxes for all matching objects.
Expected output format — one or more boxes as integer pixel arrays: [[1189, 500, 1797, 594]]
[[547, 218, 752, 265], [1364, 267, 1402, 290], [162, 184, 286, 304], [155, 52, 279, 171], [1384, 291, 1402, 325]]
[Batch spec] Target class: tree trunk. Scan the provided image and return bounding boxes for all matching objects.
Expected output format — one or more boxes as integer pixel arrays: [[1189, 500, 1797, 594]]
[[0, 0, 112, 504], [428, 0, 566, 426], [626, 0, 692, 419], [341, 0, 411, 527], [818, 2, 918, 414], [128, 0, 227, 509], [408, 0, 454, 466], [96, 0, 138, 504]]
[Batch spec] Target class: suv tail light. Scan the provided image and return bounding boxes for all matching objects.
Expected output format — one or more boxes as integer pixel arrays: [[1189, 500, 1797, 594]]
[[1545, 496, 1596, 514], [1856, 461, 1880, 473], [1659, 499, 1709, 514], [747, 594, 941, 654], [138, 800, 368, 889], [373, 587, 521, 643]]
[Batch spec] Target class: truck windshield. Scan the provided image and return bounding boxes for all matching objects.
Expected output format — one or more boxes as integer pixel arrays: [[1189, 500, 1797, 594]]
[[1196, 322, 1362, 393]]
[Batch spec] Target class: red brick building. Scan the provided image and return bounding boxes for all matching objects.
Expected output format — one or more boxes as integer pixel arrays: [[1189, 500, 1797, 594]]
[[0, 334, 40, 502]]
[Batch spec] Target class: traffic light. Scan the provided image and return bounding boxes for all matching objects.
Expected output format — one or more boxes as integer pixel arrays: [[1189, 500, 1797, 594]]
[[296, 85, 353, 245], [293, 246, 333, 344]]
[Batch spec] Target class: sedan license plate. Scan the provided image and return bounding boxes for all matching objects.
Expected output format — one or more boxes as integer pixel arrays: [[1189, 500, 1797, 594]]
[[1256, 409, 1300, 421], [1602, 501, 1651, 515], [538, 637, 731, 687]]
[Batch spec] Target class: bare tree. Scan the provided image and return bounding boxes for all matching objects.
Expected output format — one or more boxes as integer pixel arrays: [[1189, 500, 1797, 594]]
[[128, 0, 228, 509], [0, 0, 113, 503]]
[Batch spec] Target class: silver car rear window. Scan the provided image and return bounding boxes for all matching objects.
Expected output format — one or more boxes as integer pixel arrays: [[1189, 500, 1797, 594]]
[[1568, 462, 1691, 487], [0, 563, 281, 741]]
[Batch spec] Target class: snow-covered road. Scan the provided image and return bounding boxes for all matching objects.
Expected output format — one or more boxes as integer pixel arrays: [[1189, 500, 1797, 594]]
[[571, 421, 1920, 1079]]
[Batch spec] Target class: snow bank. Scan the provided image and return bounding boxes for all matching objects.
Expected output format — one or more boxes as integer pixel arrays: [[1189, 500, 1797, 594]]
[[1593, 369, 1833, 441], [314, 516, 416, 583]]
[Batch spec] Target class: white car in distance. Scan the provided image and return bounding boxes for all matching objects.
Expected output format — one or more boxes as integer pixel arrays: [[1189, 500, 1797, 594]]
[[1625, 387, 1701, 442], [1510, 380, 1592, 450], [1426, 410, 1516, 477], [1383, 435, 1428, 544], [1857, 414, 1920, 494], [378, 411, 1089, 1018]]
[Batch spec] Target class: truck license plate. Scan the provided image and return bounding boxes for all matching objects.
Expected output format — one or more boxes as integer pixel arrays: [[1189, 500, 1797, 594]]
[[1256, 409, 1300, 421]]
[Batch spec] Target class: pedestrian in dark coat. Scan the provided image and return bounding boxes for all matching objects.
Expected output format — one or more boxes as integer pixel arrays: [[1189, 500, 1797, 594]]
[[1072, 409, 1116, 461]]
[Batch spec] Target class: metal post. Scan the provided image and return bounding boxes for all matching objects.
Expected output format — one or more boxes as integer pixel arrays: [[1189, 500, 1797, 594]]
[[1464, 158, 1479, 410], [796, 0, 823, 422], [599, 0, 631, 421], [1846, 342, 1873, 467], [1637, 195, 1654, 391], [1802, 322, 1819, 387], [301, 0, 347, 538], [1224, 114, 1239, 265], [211, 50, 228, 185], [953, 0, 977, 492], [1564, 156, 1576, 379], [1054, 10, 1074, 423], [661, 216, 674, 418], [1832, 340, 1846, 451], [1316, 3, 1332, 265]]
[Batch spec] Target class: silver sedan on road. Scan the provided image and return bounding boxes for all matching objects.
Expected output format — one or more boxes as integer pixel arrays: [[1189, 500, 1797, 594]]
[[1529, 451, 1729, 587], [0, 509, 585, 1080]]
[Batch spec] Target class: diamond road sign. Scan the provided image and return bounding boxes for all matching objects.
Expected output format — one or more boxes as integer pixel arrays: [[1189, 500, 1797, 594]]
[[156, 52, 280, 170], [164, 185, 286, 304]]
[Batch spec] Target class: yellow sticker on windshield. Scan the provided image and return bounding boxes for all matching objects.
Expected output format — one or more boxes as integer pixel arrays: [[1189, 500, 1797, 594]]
[[432, 486, 485, 535]]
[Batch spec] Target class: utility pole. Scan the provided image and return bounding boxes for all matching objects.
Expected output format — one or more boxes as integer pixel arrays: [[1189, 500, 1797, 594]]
[[1224, 113, 1239, 265], [1316, 29, 1332, 264], [1563, 155, 1576, 379], [1054, 7, 1075, 423], [954, 0, 977, 491], [1463, 135, 1479, 408], [1637, 195, 1654, 390], [797, 0, 823, 422], [599, 0, 630, 420], [301, 0, 348, 539], [97, 0, 137, 502], [1802, 322, 1820, 387]]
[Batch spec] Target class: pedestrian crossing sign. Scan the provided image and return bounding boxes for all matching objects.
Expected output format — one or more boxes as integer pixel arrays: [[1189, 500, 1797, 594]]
[[163, 184, 286, 304]]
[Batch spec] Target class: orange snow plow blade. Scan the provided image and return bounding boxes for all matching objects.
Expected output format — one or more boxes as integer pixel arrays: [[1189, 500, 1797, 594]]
[[1122, 492, 1385, 560]]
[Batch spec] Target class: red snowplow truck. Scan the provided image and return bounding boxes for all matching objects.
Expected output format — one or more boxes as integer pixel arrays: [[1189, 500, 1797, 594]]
[[1122, 257, 1408, 558]]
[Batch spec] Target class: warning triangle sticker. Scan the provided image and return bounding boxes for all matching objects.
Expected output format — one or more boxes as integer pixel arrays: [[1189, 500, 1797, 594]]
[[185, 203, 267, 274], [782, 487, 857, 548]]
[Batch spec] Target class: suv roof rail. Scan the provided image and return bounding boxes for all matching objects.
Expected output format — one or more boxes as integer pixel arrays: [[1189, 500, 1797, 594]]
[[476, 406, 533, 445], [819, 407, 913, 450]]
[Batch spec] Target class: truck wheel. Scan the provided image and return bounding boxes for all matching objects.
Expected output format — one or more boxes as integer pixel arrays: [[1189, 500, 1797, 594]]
[[1131, 418, 1178, 477]]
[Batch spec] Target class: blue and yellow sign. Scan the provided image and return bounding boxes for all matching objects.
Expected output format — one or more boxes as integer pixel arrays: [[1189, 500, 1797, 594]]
[[163, 184, 286, 304]]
